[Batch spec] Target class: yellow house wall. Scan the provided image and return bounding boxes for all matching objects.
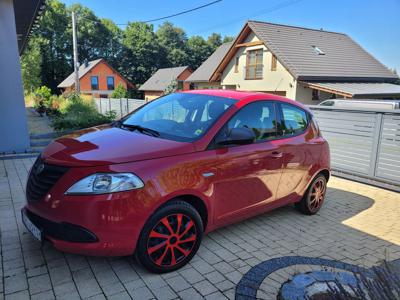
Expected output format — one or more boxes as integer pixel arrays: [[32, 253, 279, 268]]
[[221, 32, 297, 99]]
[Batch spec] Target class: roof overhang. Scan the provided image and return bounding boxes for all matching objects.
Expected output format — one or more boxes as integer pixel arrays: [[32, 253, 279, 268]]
[[14, 0, 46, 55], [209, 22, 297, 82], [300, 82, 400, 98], [209, 23, 252, 82]]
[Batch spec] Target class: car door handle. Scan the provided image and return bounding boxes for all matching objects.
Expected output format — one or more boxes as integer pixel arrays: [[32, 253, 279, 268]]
[[270, 151, 283, 158]]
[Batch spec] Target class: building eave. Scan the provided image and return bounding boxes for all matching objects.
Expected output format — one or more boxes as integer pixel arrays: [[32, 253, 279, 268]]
[[15, 0, 47, 55]]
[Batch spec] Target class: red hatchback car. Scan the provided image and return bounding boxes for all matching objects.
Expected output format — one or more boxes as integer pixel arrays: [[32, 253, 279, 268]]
[[22, 90, 330, 273]]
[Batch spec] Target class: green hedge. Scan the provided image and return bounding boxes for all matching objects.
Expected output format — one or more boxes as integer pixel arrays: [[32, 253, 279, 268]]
[[51, 94, 116, 131]]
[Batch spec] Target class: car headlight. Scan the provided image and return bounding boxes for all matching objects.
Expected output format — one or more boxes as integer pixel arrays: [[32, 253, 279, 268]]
[[65, 173, 144, 195]]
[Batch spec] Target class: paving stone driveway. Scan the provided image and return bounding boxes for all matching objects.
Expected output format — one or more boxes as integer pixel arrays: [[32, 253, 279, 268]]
[[0, 158, 399, 300]]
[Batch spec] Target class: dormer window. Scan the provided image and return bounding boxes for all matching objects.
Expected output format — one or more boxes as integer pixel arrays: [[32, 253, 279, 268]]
[[311, 45, 325, 55]]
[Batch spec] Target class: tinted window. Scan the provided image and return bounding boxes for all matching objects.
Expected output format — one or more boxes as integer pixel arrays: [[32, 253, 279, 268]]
[[91, 76, 99, 90], [225, 101, 277, 142], [121, 93, 236, 142], [107, 76, 114, 90], [279, 103, 308, 136]]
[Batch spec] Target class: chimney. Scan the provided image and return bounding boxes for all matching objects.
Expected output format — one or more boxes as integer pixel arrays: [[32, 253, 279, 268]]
[[84, 59, 89, 68]]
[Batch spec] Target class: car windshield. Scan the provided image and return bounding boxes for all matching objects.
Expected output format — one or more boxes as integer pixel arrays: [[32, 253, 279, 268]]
[[120, 93, 236, 142]]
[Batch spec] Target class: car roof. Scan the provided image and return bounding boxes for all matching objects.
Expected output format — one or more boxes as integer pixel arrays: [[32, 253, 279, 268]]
[[181, 89, 310, 112]]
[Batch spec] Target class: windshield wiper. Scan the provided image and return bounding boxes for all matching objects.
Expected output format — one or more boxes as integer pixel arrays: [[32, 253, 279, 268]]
[[120, 123, 160, 137]]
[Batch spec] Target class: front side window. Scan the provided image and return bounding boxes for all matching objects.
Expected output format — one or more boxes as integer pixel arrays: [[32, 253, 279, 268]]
[[121, 93, 236, 142], [245, 49, 263, 80], [224, 101, 277, 142], [91, 76, 99, 90], [107, 76, 115, 90], [279, 103, 308, 136]]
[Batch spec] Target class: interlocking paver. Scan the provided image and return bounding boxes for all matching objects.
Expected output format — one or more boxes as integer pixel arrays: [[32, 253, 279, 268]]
[[193, 280, 218, 296], [177, 287, 203, 300], [128, 285, 153, 300], [72, 268, 102, 299], [4, 273, 27, 295], [30, 290, 54, 300], [151, 285, 177, 300], [28, 273, 52, 295], [165, 274, 191, 292], [4, 290, 29, 300], [179, 268, 204, 285], [1, 158, 400, 299], [101, 282, 125, 297]]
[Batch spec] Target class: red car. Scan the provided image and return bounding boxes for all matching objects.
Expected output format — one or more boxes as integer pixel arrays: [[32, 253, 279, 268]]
[[22, 90, 330, 273]]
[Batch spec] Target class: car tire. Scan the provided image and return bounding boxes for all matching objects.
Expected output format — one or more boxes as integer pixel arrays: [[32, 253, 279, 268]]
[[135, 200, 203, 273], [295, 174, 327, 215]]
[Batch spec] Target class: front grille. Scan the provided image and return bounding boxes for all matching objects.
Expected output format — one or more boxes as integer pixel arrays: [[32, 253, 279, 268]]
[[26, 157, 69, 201]]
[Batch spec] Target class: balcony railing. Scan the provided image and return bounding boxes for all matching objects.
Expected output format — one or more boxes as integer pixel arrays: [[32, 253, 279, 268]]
[[244, 65, 263, 80]]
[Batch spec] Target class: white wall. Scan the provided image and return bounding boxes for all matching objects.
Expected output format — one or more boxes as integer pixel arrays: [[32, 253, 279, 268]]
[[0, 0, 30, 153], [221, 32, 297, 99]]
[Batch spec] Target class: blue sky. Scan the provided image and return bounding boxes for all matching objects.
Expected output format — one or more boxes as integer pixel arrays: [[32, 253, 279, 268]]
[[61, 0, 400, 72]]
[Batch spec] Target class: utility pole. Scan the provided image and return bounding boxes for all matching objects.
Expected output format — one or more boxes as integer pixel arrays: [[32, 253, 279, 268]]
[[72, 12, 80, 93]]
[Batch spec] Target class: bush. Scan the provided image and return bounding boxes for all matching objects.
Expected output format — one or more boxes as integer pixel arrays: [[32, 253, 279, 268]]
[[33, 86, 52, 108], [111, 83, 127, 98], [51, 94, 116, 131]]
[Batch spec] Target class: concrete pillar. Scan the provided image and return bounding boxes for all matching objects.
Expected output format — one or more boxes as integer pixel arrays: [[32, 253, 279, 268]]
[[0, 0, 30, 153]]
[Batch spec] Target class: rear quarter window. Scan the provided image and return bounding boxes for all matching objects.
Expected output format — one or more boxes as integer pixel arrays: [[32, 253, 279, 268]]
[[279, 103, 309, 136]]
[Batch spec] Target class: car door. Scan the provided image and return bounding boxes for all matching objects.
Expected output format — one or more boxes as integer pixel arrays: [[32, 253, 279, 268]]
[[275, 102, 315, 201], [211, 101, 284, 225]]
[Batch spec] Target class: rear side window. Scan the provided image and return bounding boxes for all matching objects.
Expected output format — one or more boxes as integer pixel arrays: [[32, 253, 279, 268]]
[[279, 103, 308, 136]]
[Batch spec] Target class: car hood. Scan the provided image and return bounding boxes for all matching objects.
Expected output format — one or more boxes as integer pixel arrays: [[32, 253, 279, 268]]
[[42, 125, 196, 167]]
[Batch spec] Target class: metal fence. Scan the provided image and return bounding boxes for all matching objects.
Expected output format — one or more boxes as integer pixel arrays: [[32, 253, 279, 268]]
[[94, 98, 146, 118], [309, 105, 400, 191]]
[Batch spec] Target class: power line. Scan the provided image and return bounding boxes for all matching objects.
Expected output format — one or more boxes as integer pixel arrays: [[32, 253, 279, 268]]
[[79, 0, 222, 26], [192, 0, 305, 35], [143, 0, 222, 23]]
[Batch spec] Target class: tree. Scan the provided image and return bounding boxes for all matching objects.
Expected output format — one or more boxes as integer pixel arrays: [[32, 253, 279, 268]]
[[21, 37, 43, 93], [101, 18, 125, 71], [157, 21, 187, 51], [20, 0, 235, 94], [68, 4, 124, 66], [31, 0, 71, 93], [222, 35, 235, 43], [187, 36, 212, 70], [207, 33, 222, 50], [111, 83, 127, 98], [164, 79, 177, 95], [123, 22, 165, 84], [156, 22, 188, 67]]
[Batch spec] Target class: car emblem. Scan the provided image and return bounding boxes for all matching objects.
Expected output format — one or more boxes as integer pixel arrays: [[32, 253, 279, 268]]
[[36, 163, 45, 175]]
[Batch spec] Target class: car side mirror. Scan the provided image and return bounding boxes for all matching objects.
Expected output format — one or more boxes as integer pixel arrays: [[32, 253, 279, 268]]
[[216, 127, 256, 146]]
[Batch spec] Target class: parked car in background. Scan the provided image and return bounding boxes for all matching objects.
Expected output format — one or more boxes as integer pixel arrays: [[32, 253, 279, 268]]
[[22, 90, 330, 273], [318, 99, 400, 110]]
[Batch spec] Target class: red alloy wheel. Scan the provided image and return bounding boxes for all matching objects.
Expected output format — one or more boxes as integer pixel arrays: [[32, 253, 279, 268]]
[[147, 213, 197, 267]]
